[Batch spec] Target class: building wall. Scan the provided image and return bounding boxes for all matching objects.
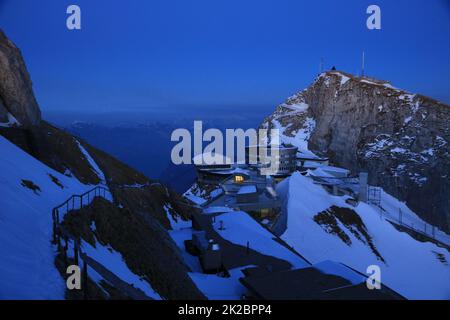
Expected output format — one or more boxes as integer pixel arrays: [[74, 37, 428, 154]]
[[245, 146, 298, 176]]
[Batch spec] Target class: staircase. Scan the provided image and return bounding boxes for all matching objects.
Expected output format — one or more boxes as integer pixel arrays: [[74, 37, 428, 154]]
[[51, 186, 152, 300]]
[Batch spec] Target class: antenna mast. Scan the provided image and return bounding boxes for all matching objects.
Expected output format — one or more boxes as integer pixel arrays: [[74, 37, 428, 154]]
[[361, 51, 365, 77]]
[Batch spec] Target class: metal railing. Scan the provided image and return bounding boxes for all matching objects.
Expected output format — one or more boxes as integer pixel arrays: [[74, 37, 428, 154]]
[[51, 186, 152, 300], [52, 186, 109, 241], [370, 205, 450, 249]]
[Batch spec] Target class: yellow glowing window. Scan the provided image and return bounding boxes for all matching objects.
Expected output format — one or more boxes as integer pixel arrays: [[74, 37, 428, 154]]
[[234, 175, 244, 183]]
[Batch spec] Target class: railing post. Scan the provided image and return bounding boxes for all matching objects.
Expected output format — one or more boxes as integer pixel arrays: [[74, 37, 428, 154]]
[[52, 210, 57, 244], [63, 236, 68, 267], [57, 228, 62, 253], [83, 258, 88, 300], [73, 239, 79, 265]]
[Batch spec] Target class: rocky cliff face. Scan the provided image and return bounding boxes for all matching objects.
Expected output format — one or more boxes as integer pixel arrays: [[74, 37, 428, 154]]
[[0, 30, 41, 127], [262, 71, 450, 231]]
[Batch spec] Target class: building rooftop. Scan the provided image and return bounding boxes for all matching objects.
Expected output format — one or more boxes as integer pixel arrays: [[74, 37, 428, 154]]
[[309, 166, 351, 179], [207, 190, 281, 210], [247, 144, 299, 151], [240, 261, 405, 300], [203, 206, 235, 215], [296, 151, 327, 160], [318, 165, 350, 174], [208, 167, 252, 175], [192, 152, 232, 165], [302, 160, 325, 169], [237, 185, 257, 195]]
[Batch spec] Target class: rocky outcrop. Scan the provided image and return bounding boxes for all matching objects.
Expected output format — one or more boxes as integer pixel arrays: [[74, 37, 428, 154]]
[[262, 71, 450, 231], [0, 30, 41, 127]]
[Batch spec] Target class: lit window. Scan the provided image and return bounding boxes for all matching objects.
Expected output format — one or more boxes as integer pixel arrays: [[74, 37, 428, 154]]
[[234, 175, 244, 183]]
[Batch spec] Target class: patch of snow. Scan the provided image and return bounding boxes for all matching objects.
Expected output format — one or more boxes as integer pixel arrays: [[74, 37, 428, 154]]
[[340, 75, 350, 86], [411, 101, 420, 114], [189, 266, 251, 299], [237, 185, 257, 194], [203, 206, 235, 215], [391, 147, 407, 154], [285, 102, 309, 112], [421, 148, 434, 157], [404, 116, 412, 125], [164, 204, 192, 230], [272, 117, 317, 157], [165, 212, 251, 297], [184, 194, 207, 205], [365, 136, 394, 158], [82, 240, 162, 299], [399, 93, 415, 102], [75, 140, 107, 185], [0, 112, 20, 128], [383, 83, 400, 91], [436, 136, 447, 148], [214, 211, 310, 269]]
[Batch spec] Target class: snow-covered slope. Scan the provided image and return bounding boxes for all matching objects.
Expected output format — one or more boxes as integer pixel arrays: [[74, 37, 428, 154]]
[[0, 135, 104, 299], [279, 172, 450, 299], [80, 239, 161, 299], [213, 211, 309, 269]]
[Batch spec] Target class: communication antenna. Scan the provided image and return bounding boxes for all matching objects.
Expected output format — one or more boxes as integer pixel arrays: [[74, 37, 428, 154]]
[[361, 51, 365, 77], [319, 57, 324, 73]]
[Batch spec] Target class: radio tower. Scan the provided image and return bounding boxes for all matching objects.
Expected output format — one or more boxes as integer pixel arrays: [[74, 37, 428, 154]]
[[361, 51, 365, 77], [319, 57, 324, 73]]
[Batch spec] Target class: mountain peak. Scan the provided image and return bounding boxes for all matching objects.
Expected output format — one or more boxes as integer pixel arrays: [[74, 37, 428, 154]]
[[0, 30, 41, 127], [262, 71, 450, 232]]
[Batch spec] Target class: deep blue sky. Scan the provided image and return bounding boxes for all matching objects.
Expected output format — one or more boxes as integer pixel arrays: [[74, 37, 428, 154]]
[[0, 0, 449, 117]]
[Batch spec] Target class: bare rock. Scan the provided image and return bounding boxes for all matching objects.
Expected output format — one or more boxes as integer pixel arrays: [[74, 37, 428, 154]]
[[262, 71, 450, 231], [0, 30, 41, 127]]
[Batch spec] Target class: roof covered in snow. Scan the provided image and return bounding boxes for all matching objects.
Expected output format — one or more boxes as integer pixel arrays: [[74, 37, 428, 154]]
[[237, 185, 257, 195]]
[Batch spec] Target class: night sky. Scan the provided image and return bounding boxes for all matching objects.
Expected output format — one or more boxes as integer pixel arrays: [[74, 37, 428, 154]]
[[0, 0, 449, 115]]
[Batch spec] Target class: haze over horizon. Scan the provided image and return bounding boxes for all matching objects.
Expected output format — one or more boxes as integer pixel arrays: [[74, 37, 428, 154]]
[[0, 0, 449, 117]]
